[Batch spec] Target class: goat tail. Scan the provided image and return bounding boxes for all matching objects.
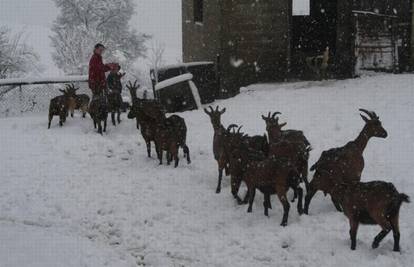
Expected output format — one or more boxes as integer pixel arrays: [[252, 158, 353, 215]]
[[310, 163, 317, 171], [399, 193, 410, 204], [386, 193, 410, 219]]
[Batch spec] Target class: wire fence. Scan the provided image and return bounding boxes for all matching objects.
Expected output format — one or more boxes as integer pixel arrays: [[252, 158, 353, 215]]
[[0, 81, 90, 117]]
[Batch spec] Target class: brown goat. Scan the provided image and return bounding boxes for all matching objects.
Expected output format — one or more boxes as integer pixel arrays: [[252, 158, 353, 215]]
[[304, 109, 388, 214], [330, 181, 409, 251], [59, 85, 77, 118], [48, 94, 68, 129], [243, 157, 299, 226], [262, 112, 311, 192], [153, 114, 191, 167], [88, 95, 108, 135], [222, 125, 267, 204], [268, 140, 305, 205], [204, 106, 229, 193], [62, 84, 90, 118], [127, 81, 164, 157]]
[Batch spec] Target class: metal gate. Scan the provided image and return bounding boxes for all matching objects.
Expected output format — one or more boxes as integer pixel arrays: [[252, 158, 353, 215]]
[[353, 11, 399, 74]]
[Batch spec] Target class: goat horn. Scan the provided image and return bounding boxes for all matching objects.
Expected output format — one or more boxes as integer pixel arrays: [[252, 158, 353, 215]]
[[215, 106, 219, 112], [237, 125, 243, 133], [359, 109, 375, 119], [208, 106, 214, 113], [227, 124, 238, 132], [272, 112, 281, 119]]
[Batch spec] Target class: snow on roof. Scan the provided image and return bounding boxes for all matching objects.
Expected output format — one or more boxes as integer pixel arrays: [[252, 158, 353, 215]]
[[0, 75, 88, 87], [352, 10, 398, 18], [158, 61, 214, 71], [154, 73, 193, 91]]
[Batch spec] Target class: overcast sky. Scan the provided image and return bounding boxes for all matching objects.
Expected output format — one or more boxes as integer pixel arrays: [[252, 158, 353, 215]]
[[0, 0, 181, 74]]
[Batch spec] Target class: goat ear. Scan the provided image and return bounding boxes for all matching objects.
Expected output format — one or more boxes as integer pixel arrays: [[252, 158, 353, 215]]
[[360, 114, 369, 123], [59, 89, 65, 93], [204, 108, 210, 115], [279, 122, 287, 128], [220, 108, 226, 114]]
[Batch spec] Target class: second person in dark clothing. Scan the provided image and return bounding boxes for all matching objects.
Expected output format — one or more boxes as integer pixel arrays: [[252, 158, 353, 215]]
[[107, 65, 125, 126]]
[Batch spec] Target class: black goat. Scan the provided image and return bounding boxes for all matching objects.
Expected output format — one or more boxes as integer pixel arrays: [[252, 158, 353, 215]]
[[89, 95, 108, 134]]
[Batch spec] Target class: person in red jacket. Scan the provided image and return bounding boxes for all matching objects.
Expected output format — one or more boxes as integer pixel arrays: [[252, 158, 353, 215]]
[[88, 43, 117, 96]]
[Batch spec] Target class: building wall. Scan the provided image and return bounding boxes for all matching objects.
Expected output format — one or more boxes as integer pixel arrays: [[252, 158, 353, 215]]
[[183, 0, 291, 96], [220, 0, 291, 94], [182, 0, 221, 63]]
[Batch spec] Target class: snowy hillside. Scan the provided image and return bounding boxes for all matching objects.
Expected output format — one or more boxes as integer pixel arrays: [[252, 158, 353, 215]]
[[0, 74, 413, 266]]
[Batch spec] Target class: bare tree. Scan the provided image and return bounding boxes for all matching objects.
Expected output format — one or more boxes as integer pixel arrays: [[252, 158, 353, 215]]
[[148, 40, 166, 83]]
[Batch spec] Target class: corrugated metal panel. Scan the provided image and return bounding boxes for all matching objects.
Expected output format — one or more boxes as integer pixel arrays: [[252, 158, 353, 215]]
[[354, 12, 398, 74]]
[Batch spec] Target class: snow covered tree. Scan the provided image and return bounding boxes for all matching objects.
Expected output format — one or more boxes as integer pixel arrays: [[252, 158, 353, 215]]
[[0, 26, 39, 79], [50, 0, 149, 75]]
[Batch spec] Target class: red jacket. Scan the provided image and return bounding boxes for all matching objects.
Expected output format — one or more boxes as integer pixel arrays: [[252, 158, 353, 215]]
[[88, 53, 112, 91]]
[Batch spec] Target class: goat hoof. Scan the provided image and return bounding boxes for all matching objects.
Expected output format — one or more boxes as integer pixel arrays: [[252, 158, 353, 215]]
[[247, 208, 252, 213], [298, 209, 304, 215], [372, 242, 379, 249], [280, 221, 287, 227], [216, 188, 221, 194], [393, 247, 400, 252]]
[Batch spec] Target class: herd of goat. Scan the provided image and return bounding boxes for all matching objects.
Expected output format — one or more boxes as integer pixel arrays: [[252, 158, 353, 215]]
[[47, 81, 409, 252]]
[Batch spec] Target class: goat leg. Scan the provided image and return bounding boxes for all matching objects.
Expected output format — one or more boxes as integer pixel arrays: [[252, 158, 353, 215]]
[[291, 188, 298, 202], [111, 112, 116, 126], [263, 193, 271, 217], [247, 188, 256, 213], [372, 229, 390, 249], [216, 167, 223, 194], [174, 153, 179, 168], [117, 110, 121, 124], [391, 217, 401, 252], [304, 182, 317, 215], [157, 147, 163, 165], [296, 186, 303, 215], [277, 191, 290, 227], [97, 121, 103, 135], [231, 176, 243, 204], [48, 114, 52, 129], [183, 145, 191, 164], [349, 217, 359, 250], [146, 140, 151, 157], [103, 117, 107, 133]]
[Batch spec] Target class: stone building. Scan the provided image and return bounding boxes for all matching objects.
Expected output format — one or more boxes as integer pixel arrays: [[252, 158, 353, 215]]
[[182, 0, 412, 96]]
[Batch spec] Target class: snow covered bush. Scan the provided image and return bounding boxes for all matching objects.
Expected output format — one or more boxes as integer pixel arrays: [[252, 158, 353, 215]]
[[50, 0, 149, 75]]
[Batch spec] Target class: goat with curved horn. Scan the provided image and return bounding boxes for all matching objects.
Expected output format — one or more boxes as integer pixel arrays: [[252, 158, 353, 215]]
[[204, 105, 230, 193], [227, 124, 239, 133], [359, 109, 378, 120], [304, 109, 387, 214], [272, 112, 282, 119]]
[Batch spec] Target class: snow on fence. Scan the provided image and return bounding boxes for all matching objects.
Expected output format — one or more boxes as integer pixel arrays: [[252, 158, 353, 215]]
[[0, 75, 88, 87], [0, 75, 89, 117]]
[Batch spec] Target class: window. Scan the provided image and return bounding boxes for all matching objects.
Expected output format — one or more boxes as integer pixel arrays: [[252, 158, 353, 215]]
[[194, 0, 203, 23], [293, 0, 310, 16]]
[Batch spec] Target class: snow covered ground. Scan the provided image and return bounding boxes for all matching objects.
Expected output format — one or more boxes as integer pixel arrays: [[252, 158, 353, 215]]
[[0, 74, 413, 266]]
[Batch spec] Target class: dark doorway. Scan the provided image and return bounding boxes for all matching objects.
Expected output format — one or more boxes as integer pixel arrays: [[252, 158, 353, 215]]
[[290, 0, 338, 78]]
